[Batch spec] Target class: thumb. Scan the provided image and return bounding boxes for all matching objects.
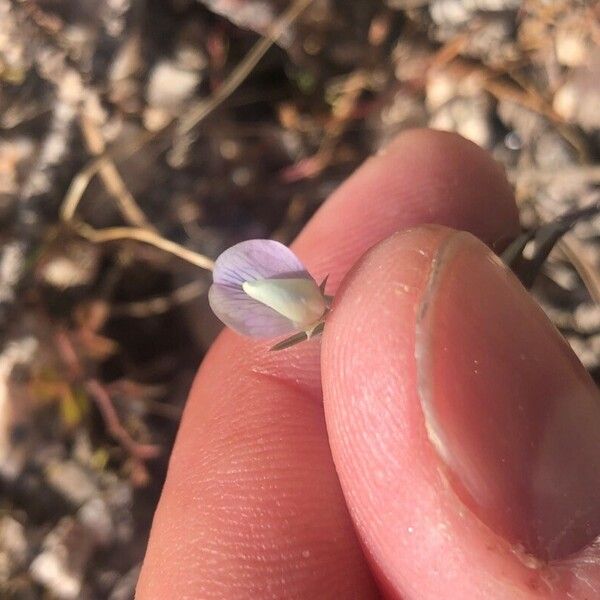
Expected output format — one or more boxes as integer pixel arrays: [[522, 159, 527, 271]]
[[322, 226, 600, 599]]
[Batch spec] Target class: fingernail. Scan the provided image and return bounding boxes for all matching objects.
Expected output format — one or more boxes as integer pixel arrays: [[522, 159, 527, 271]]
[[416, 233, 600, 562]]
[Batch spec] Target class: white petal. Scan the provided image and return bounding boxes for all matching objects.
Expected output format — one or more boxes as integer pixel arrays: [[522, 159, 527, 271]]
[[242, 278, 326, 330]]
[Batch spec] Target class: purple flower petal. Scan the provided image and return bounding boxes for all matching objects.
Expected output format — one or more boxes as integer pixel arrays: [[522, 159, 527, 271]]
[[212, 239, 309, 287], [209, 283, 298, 338], [209, 239, 318, 339]]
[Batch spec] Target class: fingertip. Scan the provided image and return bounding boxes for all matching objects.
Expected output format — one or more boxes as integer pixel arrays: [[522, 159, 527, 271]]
[[385, 128, 519, 250], [322, 226, 600, 598]]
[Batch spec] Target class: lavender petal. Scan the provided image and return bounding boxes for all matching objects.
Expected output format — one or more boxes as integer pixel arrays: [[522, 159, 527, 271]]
[[212, 239, 309, 287], [208, 283, 298, 338]]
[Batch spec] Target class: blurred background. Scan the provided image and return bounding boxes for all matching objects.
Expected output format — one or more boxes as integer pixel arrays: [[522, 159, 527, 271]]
[[0, 0, 598, 597]]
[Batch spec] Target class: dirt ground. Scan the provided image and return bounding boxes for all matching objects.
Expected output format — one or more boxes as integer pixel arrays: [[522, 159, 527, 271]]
[[0, 0, 598, 597]]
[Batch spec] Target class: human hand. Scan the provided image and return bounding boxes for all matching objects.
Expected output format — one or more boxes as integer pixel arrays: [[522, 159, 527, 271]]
[[137, 130, 600, 599]]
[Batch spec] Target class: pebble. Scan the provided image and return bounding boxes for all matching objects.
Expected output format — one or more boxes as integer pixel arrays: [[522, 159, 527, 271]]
[[555, 21, 590, 67], [196, 0, 281, 42], [46, 460, 98, 507], [575, 304, 600, 334], [426, 66, 486, 111], [496, 99, 546, 147], [37, 239, 99, 289], [104, 480, 134, 544], [0, 337, 38, 481], [430, 0, 521, 27], [29, 517, 94, 600], [0, 515, 28, 583], [77, 497, 114, 546], [553, 50, 600, 130], [146, 60, 201, 110], [430, 0, 470, 26], [429, 95, 494, 148]]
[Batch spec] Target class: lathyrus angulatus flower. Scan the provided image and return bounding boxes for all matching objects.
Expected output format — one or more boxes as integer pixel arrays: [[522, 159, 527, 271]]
[[208, 239, 330, 350]]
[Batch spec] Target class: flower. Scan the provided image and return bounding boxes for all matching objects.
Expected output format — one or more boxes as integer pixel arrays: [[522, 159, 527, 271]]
[[208, 239, 329, 349]]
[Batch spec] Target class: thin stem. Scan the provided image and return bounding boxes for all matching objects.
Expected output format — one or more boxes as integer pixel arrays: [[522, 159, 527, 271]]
[[78, 113, 156, 230], [60, 131, 156, 222], [75, 222, 215, 271], [85, 379, 160, 460], [59, 0, 314, 222], [177, 0, 315, 136]]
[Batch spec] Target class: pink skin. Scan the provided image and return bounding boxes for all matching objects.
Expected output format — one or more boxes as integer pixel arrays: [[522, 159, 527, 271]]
[[323, 228, 600, 599], [137, 130, 600, 599]]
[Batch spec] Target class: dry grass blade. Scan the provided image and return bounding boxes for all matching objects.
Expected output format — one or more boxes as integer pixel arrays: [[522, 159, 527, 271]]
[[78, 113, 156, 231], [483, 77, 586, 160], [507, 165, 600, 186], [75, 222, 215, 271], [177, 0, 315, 135], [111, 280, 207, 318], [85, 379, 160, 460], [60, 0, 313, 231], [60, 130, 157, 222], [557, 236, 600, 304]]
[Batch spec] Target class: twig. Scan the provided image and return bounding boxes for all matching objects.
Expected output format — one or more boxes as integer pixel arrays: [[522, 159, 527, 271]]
[[74, 222, 215, 271], [483, 77, 586, 160], [558, 236, 600, 305], [55, 331, 161, 463], [60, 130, 157, 222], [78, 113, 156, 231], [85, 379, 160, 461], [507, 165, 600, 186], [177, 0, 315, 136], [281, 69, 369, 182], [110, 280, 207, 318], [54, 330, 83, 380], [424, 54, 586, 160], [106, 379, 181, 421], [59, 0, 314, 223]]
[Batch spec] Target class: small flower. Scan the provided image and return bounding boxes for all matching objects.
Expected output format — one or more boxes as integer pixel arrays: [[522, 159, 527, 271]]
[[208, 239, 329, 349]]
